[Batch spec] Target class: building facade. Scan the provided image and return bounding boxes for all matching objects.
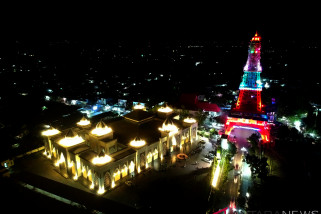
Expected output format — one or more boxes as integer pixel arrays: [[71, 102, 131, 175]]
[[42, 108, 198, 195]]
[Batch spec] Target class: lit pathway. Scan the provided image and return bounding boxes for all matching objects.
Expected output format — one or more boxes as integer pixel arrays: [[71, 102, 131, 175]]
[[224, 128, 255, 210]]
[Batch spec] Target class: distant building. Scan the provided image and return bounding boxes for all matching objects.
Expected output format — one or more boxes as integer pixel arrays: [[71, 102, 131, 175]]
[[176, 93, 220, 116], [42, 107, 198, 195]]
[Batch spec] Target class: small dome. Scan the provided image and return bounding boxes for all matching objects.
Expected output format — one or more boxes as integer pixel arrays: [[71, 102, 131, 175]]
[[96, 120, 107, 129], [65, 129, 78, 138], [98, 150, 105, 157]]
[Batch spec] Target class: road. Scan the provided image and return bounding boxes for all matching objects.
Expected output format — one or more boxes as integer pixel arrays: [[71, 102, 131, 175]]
[[225, 128, 256, 210]]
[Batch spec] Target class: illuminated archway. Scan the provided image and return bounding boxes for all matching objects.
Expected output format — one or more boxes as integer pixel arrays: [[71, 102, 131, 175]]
[[153, 148, 158, 160], [162, 142, 167, 156], [104, 172, 111, 187], [88, 170, 93, 182], [225, 117, 270, 143], [147, 152, 152, 164], [140, 153, 146, 169], [121, 164, 128, 178], [114, 168, 120, 181], [71, 161, 76, 176]]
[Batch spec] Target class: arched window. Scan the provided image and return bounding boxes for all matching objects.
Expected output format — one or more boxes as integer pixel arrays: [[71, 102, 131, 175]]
[[121, 164, 128, 178], [114, 168, 120, 181], [129, 161, 135, 173], [153, 148, 158, 160], [147, 152, 152, 164]]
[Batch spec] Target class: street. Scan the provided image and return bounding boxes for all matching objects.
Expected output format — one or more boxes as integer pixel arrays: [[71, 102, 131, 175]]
[[223, 128, 256, 211]]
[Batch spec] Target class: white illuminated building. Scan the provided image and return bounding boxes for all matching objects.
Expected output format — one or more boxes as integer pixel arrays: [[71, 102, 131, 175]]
[[42, 107, 198, 195]]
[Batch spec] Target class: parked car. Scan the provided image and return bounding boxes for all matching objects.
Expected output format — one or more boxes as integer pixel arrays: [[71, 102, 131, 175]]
[[209, 150, 216, 154], [201, 158, 211, 163]]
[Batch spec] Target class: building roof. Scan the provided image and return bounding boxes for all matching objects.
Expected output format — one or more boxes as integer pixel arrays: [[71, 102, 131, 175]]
[[177, 93, 220, 112], [68, 144, 91, 154], [111, 148, 136, 161], [65, 128, 78, 138], [79, 150, 98, 163], [108, 118, 163, 146], [196, 102, 220, 112], [123, 109, 154, 123]]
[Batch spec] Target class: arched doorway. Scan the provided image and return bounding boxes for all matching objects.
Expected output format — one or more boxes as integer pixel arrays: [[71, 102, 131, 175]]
[[104, 172, 111, 188], [114, 168, 120, 182], [153, 148, 158, 160], [59, 153, 68, 177], [185, 142, 191, 153], [71, 161, 76, 176], [147, 152, 152, 164], [82, 166, 87, 179], [88, 170, 93, 182], [94, 173, 99, 187], [121, 164, 128, 178], [140, 153, 146, 170], [162, 142, 167, 156], [129, 161, 135, 174]]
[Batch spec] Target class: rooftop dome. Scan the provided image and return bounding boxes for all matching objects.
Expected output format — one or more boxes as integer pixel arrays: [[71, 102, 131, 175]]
[[77, 116, 90, 126], [159, 117, 179, 133], [58, 129, 84, 147], [91, 120, 112, 136], [129, 136, 146, 148]]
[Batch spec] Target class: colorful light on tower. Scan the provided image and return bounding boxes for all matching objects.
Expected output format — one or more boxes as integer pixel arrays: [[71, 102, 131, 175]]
[[225, 32, 271, 143]]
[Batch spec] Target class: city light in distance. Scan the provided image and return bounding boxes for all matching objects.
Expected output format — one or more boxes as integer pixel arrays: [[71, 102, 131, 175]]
[[133, 104, 145, 110]]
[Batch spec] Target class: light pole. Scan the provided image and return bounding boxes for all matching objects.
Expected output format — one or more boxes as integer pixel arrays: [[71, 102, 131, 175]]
[[313, 106, 318, 128]]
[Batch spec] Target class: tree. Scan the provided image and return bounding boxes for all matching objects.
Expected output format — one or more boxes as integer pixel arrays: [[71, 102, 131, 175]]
[[246, 154, 269, 182], [195, 109, 207, 126], [247, 133, 260, 156], [179, 105, 190, 120], [227, 141, 237, 158], [209, 128, 218, 136]]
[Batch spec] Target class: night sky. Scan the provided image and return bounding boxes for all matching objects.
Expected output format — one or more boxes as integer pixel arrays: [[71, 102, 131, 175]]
[[4, 4, 320, 42]]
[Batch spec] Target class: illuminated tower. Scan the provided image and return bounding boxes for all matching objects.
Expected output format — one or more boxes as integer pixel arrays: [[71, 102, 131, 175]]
[[225, 32, 271, 143], [236, 32, 263, 112]]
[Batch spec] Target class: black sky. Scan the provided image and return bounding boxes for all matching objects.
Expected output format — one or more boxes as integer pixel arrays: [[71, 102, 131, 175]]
[[2, 4, 319, 43]]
